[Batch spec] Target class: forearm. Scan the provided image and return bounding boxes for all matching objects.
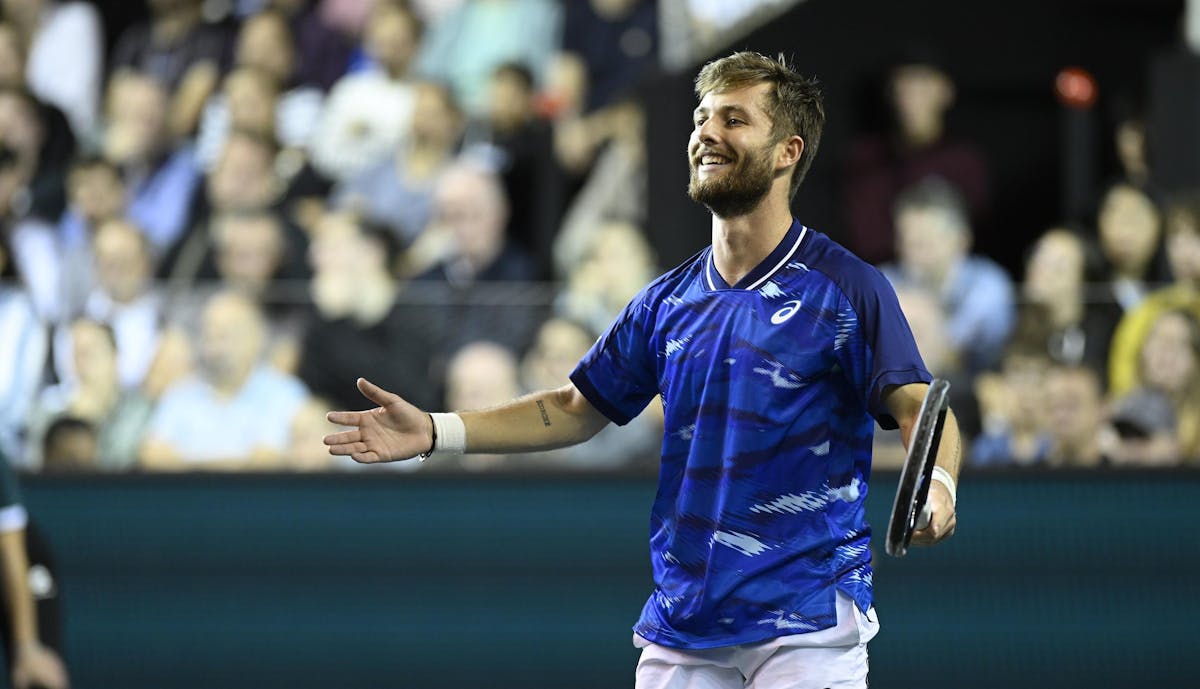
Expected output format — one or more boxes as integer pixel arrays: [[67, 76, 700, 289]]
[[933, 408, 963, 481], [457, 384, 607, 454], [0, 529, 38, 647]]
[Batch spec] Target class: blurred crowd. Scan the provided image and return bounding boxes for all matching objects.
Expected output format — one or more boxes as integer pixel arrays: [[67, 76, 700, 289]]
[[0, 0, 1196, 474]]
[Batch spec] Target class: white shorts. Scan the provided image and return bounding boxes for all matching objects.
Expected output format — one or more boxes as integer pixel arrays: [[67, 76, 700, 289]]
[[634, 593, 880, 689]]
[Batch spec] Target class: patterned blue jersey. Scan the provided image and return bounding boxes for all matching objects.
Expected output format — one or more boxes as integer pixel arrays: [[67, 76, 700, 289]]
[[570, 220, 930, 650]]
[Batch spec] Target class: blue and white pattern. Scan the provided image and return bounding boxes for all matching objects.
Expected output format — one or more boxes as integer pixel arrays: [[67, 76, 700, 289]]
[[572, 219, 930, 650]]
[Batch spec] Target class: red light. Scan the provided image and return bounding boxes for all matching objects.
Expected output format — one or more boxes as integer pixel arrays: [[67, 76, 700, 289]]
[[1055, 67, 1098, 110]]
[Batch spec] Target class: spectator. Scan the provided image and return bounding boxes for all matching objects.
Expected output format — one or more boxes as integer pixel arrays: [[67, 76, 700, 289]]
[[409, 160, 541, 354], [211, 211, 290, 304], [194, 11, 324, 170], [1108, 191, 1200, 395], [465, 61, 564, 277], [102, 71, 202, 257], [1019, 227, 1122, 383], [40, 416, 96, 473], [33, 319, 155, 471], [110, 0, 233, 138], [56, 156, 128, 314], [139, 290, 309, 470], [440, 340, 522, 471], [0, 86, 74, 222], [970, 343, 1054, 467], [1043, 364, 1106, 468], [415, 0, 562, 117], [298, 211, 438, 412], [2, 0, 103, 142], [554, 219, 656, 336], [311, 0, 423, 181], [1100, 388, 1181, 467], [1096, 182, 1165, 312], [332, 79, 464, 246], [843, 52, 990, 265], [882, 178, 1015, 374], [262, 0, 354, 92], [0, 233, 48, 464], [1122, 309, 1200, 461]]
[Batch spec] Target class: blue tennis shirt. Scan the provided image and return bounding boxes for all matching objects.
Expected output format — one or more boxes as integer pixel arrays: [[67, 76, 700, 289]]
[[571, 219, 931, 650]]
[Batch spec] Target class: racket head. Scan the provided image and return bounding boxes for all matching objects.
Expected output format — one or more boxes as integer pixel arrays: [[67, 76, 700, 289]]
[[885, 378, 951, 557]]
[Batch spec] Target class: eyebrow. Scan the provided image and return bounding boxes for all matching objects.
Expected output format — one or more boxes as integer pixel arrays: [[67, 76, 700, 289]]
[[693, 104, 754, 120]]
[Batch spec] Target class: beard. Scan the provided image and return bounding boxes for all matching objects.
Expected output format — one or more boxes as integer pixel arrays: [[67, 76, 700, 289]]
[[687, 142, 777, 218]]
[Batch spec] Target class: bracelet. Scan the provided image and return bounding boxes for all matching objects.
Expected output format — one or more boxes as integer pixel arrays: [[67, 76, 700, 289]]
[[930, 466, 957, 507], [418, 412, 467, 461]]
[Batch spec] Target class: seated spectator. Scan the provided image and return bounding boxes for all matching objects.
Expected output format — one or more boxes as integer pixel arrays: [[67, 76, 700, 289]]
[[514, 317, 661, 471], [1096, 182, 1166, 312], [298, 211, 438, 413], [194, 10, 324, 170], [139, 290, 309, 470], [970, 343, 1054, 467], [1043, 365, 1106, 468], [33, 319, 154, 471], [262, 0, 354, 92], [409, 160, 541, 354], [109, 0, 232, 138], [1108, 192, 1200, 395], [40, 416, 97, 473], [332, 80, 464, 246], [56, 156, 128, 314], [558, 0, 656, 113], [4, 0, 103, 142], [311, 1, 423, 181], [0, 234, 48, 464], [1019, 227, 1121, 383], [881, 178, 1016, 374], [1117, 309, 1200, 461], [61, 220, 163, 392], [102, 71, 202, 257], [843, 51, 990, 265]]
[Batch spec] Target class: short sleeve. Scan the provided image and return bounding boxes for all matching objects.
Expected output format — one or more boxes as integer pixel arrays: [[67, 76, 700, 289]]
[[570, 291, 660, 426]]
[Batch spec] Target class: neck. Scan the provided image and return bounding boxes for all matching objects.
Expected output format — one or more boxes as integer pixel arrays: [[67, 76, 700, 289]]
[[709, 190, 794, 287]]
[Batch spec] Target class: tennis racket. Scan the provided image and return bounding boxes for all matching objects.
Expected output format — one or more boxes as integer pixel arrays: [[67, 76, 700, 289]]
[[885, 378, 951, 558]]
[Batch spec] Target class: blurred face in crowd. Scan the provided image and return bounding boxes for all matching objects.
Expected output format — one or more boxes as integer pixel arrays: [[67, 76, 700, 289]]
[[235, 12, 295, 84], [43, 423, 97, 473], [1166, 206, 1200, 285], [1044, 366, 1104, 453], [434, 166, 508, 267], [104, 73, 169, 165], [208, 132, 279, 212], [1098, 184, 1160, 277], [70, 319, 118, 389], [0, 90, 43, 165], [215, 213, 285, 297], [688, 83, 782, 219], [521, 318, 593, 392], [1140, 311, 1198, 396], [199, 292, 266, 390], [68, 162, 126, 224], [1002, 352, 1051, 432], [1024, 229, 1085, 304], [225, 68, 279, 138], [93, 220, 152, 304], [445, 341, 520, 412], [365, 4, 420, 77], [896, 204, 968, 283], [489, 67, 535, 132], [308, 212, 387, 318], [410, 82, 463, 149], [890, 64, 953, 141], [0, 23, 25, 86]]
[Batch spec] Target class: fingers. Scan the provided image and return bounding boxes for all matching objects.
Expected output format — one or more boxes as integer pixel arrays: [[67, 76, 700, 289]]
[[911, 510, 956, 545], [357, 377, 401, 407], [323, 429, 361, 446]]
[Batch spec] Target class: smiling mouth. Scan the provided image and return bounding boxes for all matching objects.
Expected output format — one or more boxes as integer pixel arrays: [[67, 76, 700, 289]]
[[697, 153, 732, 167]]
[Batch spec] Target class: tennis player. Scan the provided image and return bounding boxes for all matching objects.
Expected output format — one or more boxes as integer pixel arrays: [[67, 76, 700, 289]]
[[326, 51, 961, 689]]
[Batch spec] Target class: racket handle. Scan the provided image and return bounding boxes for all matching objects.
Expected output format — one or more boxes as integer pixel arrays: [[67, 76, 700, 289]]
[[915, 502, 932, 531]]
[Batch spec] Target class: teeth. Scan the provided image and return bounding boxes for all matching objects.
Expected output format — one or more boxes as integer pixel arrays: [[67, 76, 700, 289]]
[[702, 155, 728, 165]]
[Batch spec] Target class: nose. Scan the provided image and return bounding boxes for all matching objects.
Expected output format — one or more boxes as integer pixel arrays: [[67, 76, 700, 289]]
[[696, 118, 718, 146]]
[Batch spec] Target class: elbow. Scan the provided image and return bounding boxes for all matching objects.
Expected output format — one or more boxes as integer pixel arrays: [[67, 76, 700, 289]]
[[555, 383, 608, 441]]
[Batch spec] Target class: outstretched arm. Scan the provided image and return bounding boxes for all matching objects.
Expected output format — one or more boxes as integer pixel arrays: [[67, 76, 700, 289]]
[[324, 378, 610, 463], [0, 528, 69, 689], [884, 382, 962, 547]]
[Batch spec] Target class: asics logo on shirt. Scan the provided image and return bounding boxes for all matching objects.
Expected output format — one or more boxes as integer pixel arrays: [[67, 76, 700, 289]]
[[770, 300, 802, 325]]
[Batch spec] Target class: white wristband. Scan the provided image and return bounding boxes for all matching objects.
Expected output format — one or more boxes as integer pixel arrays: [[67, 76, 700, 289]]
[[930, 466, 957, 507], [421, 412, 466, 461]]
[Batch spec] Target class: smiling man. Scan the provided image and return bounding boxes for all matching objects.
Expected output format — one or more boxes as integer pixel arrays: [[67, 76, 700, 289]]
[[325, 51, 961, 689]]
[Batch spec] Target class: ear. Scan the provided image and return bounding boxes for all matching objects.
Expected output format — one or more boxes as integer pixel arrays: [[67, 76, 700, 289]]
[[776, 134, 804, 171]]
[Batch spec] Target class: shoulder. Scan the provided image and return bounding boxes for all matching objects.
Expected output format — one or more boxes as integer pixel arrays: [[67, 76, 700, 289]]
[[632, 248, 707, 306], [801, 230, 898, 311]]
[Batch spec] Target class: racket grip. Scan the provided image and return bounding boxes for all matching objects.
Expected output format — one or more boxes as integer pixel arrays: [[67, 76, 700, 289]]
[[915, 502, 932, 531]]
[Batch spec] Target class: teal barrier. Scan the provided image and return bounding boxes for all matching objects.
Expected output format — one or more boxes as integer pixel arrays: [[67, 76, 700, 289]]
[[15, 471, 1200, 689]]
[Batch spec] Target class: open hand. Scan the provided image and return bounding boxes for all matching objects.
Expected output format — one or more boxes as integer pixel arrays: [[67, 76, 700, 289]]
[[324, 378, 433, 463], [12, 640, 69, 689]]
